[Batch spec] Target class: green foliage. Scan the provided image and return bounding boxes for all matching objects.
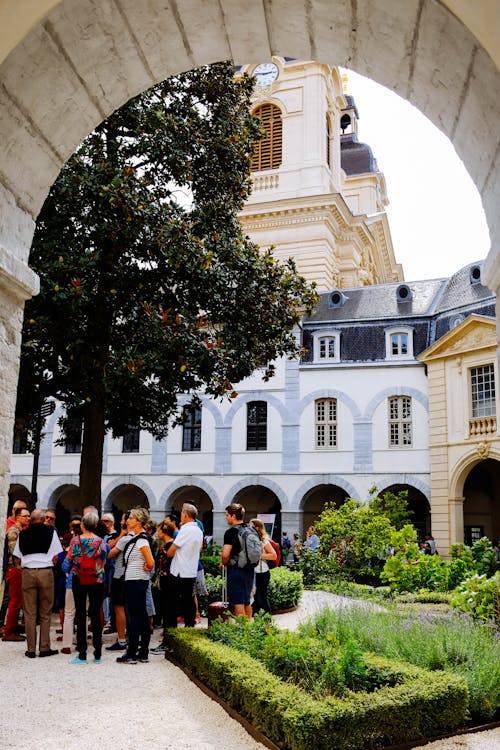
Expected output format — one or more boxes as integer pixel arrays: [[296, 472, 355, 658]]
[[380, 526, 468, 594], [166, 626, 468, 749], [300, 602, 500, 721], [368, 486, 413, 530], [200, 545, 222, 577], [314, 498, 393, 582], [18, 61, 317, 501], [451, 572, 500, 627], [268, 566, 303, 611], [201, 566, 303, 615]]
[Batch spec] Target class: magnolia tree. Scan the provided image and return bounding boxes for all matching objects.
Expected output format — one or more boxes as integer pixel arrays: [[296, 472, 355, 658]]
[[16, 61, 317, 506]]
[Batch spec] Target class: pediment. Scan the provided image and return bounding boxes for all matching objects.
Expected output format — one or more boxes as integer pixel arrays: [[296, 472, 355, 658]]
[[418, 315, 497, 362]]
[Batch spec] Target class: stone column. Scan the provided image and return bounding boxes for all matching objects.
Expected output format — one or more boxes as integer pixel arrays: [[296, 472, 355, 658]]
[[448, 496, 465, 553], [0, 242, 39, 599]]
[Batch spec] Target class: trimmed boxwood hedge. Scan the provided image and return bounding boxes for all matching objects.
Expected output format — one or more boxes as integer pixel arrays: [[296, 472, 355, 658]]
[[165, 629, 468, 750]]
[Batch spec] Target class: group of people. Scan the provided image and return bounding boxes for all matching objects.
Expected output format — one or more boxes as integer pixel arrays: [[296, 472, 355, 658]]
[[1, 498, 306, 662]]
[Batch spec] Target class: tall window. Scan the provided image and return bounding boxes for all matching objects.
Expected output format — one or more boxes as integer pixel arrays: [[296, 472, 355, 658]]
[[247, 401, 267, 450], [64, 415, 83, 454], [182, 404, 202, 452], [251, 104, 282, 171], [470, 364, 496, 418], [388, 396, 412, 447], [315, 398, 337, 449], [326, 116, 332, 169], [122, 426, 140, 453], [12, 422, 28, 454]]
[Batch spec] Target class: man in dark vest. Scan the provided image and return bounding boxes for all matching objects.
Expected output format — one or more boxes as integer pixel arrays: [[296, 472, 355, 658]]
[[13, 508, 62, 658]]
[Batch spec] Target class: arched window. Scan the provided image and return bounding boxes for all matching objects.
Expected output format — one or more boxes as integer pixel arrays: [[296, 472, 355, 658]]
[[251, 103, 282, 171]]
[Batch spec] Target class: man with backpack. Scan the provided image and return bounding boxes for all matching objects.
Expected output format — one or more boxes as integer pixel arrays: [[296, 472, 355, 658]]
[[221, 503, 260, 620]]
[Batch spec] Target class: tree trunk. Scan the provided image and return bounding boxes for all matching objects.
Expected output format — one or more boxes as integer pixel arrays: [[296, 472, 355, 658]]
[[79, 400, 106, 511]]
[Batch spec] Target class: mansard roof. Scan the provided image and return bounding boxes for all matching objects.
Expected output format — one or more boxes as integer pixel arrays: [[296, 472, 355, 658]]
[[306, 279, 446, 324]]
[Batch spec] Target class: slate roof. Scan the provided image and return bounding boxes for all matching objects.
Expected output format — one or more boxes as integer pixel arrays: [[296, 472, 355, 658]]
[[302, 262, 496, 364], [340, 134, 377, 175]]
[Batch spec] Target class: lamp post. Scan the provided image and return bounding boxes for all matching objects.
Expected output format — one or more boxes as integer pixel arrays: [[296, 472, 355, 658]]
[[30, 399, 55, 506]]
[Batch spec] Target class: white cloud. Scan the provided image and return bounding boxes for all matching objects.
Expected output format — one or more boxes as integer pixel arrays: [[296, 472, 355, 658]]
[[342, 69, 491, 282]]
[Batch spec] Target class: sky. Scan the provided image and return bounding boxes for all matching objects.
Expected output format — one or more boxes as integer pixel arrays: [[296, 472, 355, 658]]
[[342, 69, 491, 283]]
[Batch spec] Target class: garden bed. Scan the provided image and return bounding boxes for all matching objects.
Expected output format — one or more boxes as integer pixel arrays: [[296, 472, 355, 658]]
[[164, 628, 468, 750]]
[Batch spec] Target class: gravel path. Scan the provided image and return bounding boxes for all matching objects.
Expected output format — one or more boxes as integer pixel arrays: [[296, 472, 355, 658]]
[[1, 590, 499, 750]]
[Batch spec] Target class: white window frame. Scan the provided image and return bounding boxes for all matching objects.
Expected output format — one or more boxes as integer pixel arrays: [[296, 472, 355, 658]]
[[315, 398, 337, 449], [388, 396, 412, 447], [470, 364, 496, 418], [385, 327, 413, 360], [313, 330, 341, 363]]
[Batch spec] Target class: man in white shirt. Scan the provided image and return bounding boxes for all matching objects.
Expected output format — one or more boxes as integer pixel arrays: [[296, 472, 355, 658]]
[[13, 508, 62, 658], [167, 503, 203, 627]]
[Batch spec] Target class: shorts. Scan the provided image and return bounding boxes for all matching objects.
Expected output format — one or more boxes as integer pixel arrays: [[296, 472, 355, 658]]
[[110, 576, 125, 606], [227, 566, 255, 607]]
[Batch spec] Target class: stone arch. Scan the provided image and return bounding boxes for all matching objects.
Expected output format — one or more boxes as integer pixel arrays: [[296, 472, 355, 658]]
[[224, 391, 289, 427], [293, 476, 358, 510], [227, 476, 288, 511], [449, 447, 500, 500], [159, 476, 219, 512], [364, 386, 428, 420], [298, 389, 361, 420], [102, 476, 155, 513]]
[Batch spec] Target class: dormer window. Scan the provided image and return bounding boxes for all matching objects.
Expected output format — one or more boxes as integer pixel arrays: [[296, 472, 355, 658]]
[[385, 327, 413, 360], [313, 330, 341, 363]]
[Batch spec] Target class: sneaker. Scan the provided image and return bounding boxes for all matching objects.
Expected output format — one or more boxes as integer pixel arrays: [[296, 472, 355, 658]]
[[138, 655, 149, 663], [102, 626, 116, 635], [69, 656, 87, 665], [116, 654, 137, 664], [150, 645, 166, 655], [93, 657, 102, 664], [105, 640, 128, 651]]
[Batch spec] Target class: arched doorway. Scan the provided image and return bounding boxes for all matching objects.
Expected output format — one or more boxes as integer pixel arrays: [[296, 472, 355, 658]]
[[301, 484, 348, 537], [232, 485, 282, 543], [379, 484, 431, 543], [47, 483, 81, 534], [107, 483, 149, 529], [168, 487, 213, 536], [463, 458, 500, 545], [7, 484, 31, 515]]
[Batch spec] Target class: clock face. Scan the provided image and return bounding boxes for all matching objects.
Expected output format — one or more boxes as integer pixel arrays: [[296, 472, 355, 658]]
[[254, 62, 279, 86]]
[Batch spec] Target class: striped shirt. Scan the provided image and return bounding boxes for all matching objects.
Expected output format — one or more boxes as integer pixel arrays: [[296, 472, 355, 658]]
[[124, 535, 150, 581]]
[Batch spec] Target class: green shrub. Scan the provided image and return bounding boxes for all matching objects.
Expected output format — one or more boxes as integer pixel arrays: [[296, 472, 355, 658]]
[[199, 566, 303, 616], [268, 566, 303, 611], [451, 572, 500, 626], [299, 602, 500, 721], [166, 627, 468, 749]]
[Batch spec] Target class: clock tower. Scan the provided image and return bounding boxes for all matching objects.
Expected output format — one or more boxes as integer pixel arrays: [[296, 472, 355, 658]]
[[238, 59, 403, 290]]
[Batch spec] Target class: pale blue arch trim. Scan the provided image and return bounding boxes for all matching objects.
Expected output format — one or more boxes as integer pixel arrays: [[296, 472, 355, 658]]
[[158, 477, 219, 512], [364, 387, 428, 420], [293, 475, 358, 510], [297, 389, 362, 420], [177, 393, 225, 428], [226, 476, 288, 510], [41, 476, 80, 509], [102, 476, 156, 512], [223, 392, 289, 427], [375, 475, 431, 505]]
